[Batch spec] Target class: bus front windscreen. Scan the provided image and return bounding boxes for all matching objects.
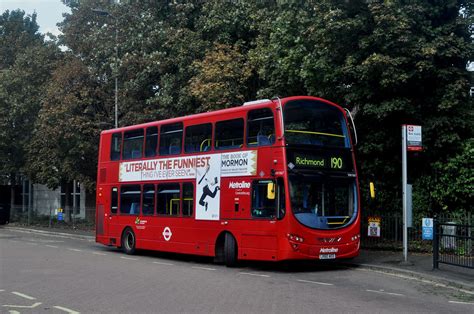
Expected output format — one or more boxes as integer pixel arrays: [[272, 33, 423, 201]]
[[289, 175, 357, 230], [284, 100, 349, 148]]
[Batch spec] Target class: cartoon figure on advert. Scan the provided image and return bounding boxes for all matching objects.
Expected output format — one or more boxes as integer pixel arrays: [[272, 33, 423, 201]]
[[197, 164, 220, 211]]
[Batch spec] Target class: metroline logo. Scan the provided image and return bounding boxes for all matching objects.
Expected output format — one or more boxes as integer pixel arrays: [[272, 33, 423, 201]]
[[320, 247, 338, 253], [228, 181, 251, 189]]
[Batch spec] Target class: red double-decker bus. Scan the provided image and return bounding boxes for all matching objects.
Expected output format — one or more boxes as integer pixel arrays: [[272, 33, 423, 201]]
[[96, 96, 360, 266]]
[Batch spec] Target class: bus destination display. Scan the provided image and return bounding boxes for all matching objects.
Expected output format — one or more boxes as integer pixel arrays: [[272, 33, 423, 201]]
[[287, 150, 352, 172]]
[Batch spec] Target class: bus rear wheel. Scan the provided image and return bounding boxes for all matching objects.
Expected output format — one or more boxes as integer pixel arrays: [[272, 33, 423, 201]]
[[224, 233, 237, 267], [121, 227, 136, 255]]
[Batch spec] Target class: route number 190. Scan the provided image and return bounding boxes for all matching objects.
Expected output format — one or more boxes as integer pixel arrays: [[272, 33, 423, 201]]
[[330, 157, 343, 169]]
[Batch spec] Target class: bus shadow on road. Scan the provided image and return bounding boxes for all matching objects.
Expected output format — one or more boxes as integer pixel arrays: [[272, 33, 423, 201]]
[[98, 245, 359, 273], [238, 259, 360, 273]]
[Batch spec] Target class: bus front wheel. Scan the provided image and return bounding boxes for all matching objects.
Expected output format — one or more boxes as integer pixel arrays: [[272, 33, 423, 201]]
[[121, 227, 136, 255], [224, 233, 237, 267]]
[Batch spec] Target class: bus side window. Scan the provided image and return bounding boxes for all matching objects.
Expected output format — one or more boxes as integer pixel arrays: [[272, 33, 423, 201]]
[[145, 126, 158, 157], [142, 184, 155, 215], [277, 178, 286, 219], [247, 108, 275, 147], [160, 123, 183, 156], [123, 129, 144, 160], [215, 118, 244, 150], [111, 133, 122, 161], [111, 187, 118, 214], [157, 183, 180, 216], [184, 123, 212, 153], [182, 182, 194, 217], [251, 180, 276, 218], [120, 185, 141, 215]]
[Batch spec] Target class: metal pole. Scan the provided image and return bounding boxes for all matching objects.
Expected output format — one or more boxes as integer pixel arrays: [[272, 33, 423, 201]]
[[433, 217, 439, 269], [402, 125, 408, 262], [114, 23, 118, 129]]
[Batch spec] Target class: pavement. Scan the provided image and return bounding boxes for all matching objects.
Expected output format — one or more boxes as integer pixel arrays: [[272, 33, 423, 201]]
[[350, 249, 474, 293], [4, 224, 474, 293]]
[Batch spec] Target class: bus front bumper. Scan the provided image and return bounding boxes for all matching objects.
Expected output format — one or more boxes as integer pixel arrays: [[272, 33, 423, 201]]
[[282, 240, 360, 260]]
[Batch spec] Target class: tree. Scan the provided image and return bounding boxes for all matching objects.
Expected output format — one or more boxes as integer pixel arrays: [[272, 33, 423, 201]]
[[0, 10, 43, 70], [26, 56, 108, 191], [0, 9, 59, 208]]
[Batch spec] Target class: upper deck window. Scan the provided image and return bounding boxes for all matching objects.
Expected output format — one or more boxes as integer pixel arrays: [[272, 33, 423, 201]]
[[145, 127, 158, 157], [160, 123, 183, 155], [215, 119, 244, 150], [110, 133, 122, 161], [185, 123, 212, 153], [247, 108, 275, 147], [284, 100, 349, 148], [123, 129, 144, 160]]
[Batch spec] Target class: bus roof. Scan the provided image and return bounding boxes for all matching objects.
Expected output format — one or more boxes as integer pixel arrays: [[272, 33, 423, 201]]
[[100, 96, 342, 135]]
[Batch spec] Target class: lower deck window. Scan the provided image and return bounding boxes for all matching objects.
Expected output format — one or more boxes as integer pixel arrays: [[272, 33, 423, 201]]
[[120, 185, 141, 215], [157, 184, 180, 216]]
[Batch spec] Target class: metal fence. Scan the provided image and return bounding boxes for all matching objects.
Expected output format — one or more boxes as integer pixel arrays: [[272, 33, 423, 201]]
[[361, 212, 473, 252], [7, 205, 95, 231], [433, 220, 473, 269]]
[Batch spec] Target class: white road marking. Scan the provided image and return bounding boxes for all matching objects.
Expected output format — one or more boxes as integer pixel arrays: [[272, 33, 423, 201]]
[[92, 252, 107, 256], [67, 248, 82, 252], [120, 256, 138, 261], [297, 279, 334, 286], [239, 272, 270, 278], [366, 289, 404, 297], [8, 310, 20, 314], [0, 289, 4, 292], [45, 245, 59, 248], [25, 242, 38, 246], [152, 261, 174, 266], [192, 266, 216, 271], [11, 291, 36, 300], [3, 302, 42, 308], [53, 305, 81, 313], [449, 300, 474, 305]]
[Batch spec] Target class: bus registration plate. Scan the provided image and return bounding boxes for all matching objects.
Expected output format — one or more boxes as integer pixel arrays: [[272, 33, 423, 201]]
[[319, 254, 336, 260]]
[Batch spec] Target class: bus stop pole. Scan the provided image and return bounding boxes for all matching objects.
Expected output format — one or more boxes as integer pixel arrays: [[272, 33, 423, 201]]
[[402, 125, 408, 262]]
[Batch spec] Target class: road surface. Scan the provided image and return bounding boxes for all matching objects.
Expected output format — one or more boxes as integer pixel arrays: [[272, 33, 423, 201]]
[[0, 227, 473, 313]]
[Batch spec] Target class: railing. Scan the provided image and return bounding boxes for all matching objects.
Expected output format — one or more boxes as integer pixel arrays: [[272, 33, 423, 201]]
[[433, 220, 473, 269], [360, 213, 472, 252], [7, 205, 95, 230]]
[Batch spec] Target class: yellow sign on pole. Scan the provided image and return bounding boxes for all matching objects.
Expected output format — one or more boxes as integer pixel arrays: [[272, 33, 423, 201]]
[[368, 216, 381, 237]]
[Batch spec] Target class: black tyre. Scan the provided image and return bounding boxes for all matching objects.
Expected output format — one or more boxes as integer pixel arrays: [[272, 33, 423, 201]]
[[224, 233, 237, 267], [121, 227, 136, 255]]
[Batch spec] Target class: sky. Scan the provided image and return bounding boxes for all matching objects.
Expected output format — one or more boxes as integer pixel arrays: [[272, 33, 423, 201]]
[[0, 0, 71, 36]]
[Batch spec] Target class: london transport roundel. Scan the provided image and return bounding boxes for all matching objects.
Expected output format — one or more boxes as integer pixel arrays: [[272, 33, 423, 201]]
[[162, 227, 172, 241]]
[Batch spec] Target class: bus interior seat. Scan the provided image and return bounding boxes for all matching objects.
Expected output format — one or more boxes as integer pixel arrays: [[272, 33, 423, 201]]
[[169, 146, 180, 155], [131, 150, 141, 158], [130, 203, 139, 215], [257, 134, 270, 145], [268, 134, 275, 143], [185, 144, 195, 153]]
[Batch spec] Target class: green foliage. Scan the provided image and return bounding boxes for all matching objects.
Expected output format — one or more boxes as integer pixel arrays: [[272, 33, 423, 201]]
[[26, 56, 108, 190], [1, 0, 472, 213], [0, 9, 43, 69], [0, 10, 59, 184], [431, 140, 474, 212]]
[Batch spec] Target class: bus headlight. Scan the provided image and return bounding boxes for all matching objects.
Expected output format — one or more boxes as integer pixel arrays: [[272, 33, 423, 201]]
[[287, 233, 304, 243], [351, 234, 360, 241]]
